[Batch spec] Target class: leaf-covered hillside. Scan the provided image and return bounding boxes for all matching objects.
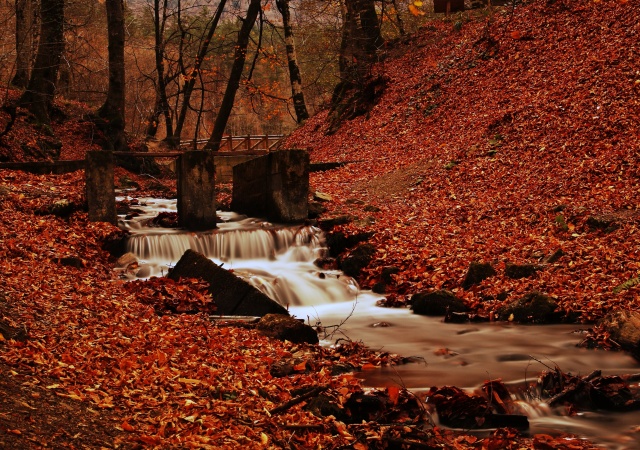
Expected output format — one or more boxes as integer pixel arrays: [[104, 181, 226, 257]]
[[284, 0, 640, 323]]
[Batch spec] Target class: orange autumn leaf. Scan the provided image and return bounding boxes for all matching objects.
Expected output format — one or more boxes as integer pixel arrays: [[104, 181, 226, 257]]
[[121, 421, 135, 432]]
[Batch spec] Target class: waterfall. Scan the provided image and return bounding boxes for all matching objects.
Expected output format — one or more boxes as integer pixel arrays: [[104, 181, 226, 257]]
[[119, 198, 366, 306]]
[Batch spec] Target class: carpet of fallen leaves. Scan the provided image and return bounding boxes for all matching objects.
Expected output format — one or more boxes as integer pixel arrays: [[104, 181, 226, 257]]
[[0, 170, 600, 449], [285, 0, 640, 324]]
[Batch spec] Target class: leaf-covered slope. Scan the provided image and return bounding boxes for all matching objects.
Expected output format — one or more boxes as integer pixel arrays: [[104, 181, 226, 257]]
[[285, 0, 640, 322]]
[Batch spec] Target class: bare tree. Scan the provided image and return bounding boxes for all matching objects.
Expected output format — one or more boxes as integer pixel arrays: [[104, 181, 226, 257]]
[[275, 0, 308, 124], [203, 0, 261, 151]]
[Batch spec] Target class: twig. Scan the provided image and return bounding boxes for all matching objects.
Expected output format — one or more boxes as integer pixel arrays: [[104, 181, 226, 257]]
[[269, 385, 329, 415]]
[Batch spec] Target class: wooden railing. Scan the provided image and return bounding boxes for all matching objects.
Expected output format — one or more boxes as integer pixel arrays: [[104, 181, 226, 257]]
[[180, 134, 284, 152]]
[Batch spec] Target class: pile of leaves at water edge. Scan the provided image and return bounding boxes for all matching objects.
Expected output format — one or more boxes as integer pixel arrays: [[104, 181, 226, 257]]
[[0, 171, 601, 449], [284, 0, 640, 324]]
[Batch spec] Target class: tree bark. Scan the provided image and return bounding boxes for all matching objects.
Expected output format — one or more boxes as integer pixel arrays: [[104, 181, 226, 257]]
[[98, 0, 127, 151], [12, 0, 34, 88], [19, 0, 64, 124], [203, 0, 261, 151], [276, 0, 309, 124], [153, 0, 175, 146]]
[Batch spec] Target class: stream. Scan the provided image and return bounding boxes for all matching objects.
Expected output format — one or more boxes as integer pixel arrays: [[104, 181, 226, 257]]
[[119, 197, 640, 449]]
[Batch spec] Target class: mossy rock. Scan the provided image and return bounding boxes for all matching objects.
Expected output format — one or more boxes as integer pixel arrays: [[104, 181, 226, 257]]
[[497, 292, 561, 324], [339, 243, 376, 278], [411, 289, 468, 316], [505, 263, 542, 280], [462, 261, 496, 289]]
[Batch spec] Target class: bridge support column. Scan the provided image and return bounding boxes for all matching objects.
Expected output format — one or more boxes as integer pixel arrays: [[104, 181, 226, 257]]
[[232, 149, 309, 222], [86, 151, 116, 224], [177, 151, 216, 230]]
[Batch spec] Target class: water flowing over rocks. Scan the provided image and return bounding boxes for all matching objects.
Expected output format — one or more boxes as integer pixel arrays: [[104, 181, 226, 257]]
[[168, 249, 289, 317]]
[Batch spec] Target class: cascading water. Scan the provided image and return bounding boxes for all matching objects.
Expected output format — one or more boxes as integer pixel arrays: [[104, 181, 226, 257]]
[[119, 197, 640, 449]]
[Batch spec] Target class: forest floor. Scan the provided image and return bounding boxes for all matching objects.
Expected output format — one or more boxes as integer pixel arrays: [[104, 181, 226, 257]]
[[1, 0, 639, 448]]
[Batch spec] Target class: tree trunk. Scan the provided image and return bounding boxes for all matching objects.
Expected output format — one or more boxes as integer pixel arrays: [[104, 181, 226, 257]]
[[153, 0, 175, 146], [276, 0, 309, 124], [19, 0, 64, 124], [98, 0, 127, 151], [203, 0, 261, 151], [12, 0, 34, 88], [329, 0, 383, 131], [170, 0, 228, 146]]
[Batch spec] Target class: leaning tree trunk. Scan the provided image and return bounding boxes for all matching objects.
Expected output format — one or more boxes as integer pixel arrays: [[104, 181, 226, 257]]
[[170, 0, 228, 146], [276, 0, 309, 124], [97, 0, 127, 151], [153, 0, 174, 146], [203, 0, 261, 151], [19, 0, 64, 124], [12, 0, 34, 88]]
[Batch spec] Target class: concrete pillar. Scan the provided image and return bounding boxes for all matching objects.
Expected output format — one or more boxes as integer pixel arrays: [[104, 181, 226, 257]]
[[177, 151, 216, 230], [267, 150, 309, 222], [85, 151, 116, 224], [232, 149, 309, 223]]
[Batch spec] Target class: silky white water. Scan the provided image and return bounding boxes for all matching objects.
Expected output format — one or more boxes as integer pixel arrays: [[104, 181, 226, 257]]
[[119, 197, 640, 449]]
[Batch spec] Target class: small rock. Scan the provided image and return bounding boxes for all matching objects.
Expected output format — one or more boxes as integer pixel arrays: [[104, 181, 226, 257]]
[[54, 256, 85, 269], [339, 244, 376, 278], [136, 264, 152, 278], [314, 191, 333, 202], [318, 215, 353, 230], [256, 314, 319, 344], [117, 252, 138, 268], [411, 290, 468, 316], [505, 263, 542, 280], [497, 291, 560, 324], [543, 248, 564, 264], [462, 261, 496, 289], [364, 205, 381, 213]]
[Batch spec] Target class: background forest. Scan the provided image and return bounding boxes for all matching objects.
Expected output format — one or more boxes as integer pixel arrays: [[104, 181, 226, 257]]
[[0, 0, 442, 151]]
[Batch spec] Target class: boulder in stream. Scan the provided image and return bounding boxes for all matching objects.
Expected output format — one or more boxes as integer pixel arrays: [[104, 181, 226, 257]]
[[168, 249, 289, 317], [339, 243, 376, 278], [411, 289, 468, 316], [600, 310, 640, 358], [256, 314, 319, 344], [497, 291, 561, 324]]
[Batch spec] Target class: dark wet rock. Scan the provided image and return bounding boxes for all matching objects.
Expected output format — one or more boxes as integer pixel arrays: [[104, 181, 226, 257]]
[[35, 199, 78, 218], [371, 266, 400, 294], [168, 249, 289, 317], [381, 266, 400, 283], [445, 311, 469, 323], [587, 214, 619, 232], [364, 204, 381, 213], [411, 289, 468, 316], [305, 395, 347, 421], [269, 359, 295, 377], [325, 231, 374, 257], [344, 392, 390, 424], [497, 291, 561, 324], [462, 261, 496, 289], [149, 211, 178, 228], [256, 314, 319, 344], [313, 257, 338, 270], [101, 230, 129, 258], [330, 363, 358, 376], [372, 282, 386, 294], [308, 201, 326, 219], [600, 310, 640, 357], [339, 243, 376, 278], [52, 256, 85, 269], [505, 263, 542, 280]]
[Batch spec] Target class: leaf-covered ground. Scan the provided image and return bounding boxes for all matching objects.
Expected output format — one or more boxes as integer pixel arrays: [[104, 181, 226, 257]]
[[1, 0, 638, 448], [285, 0, 640, 324]]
